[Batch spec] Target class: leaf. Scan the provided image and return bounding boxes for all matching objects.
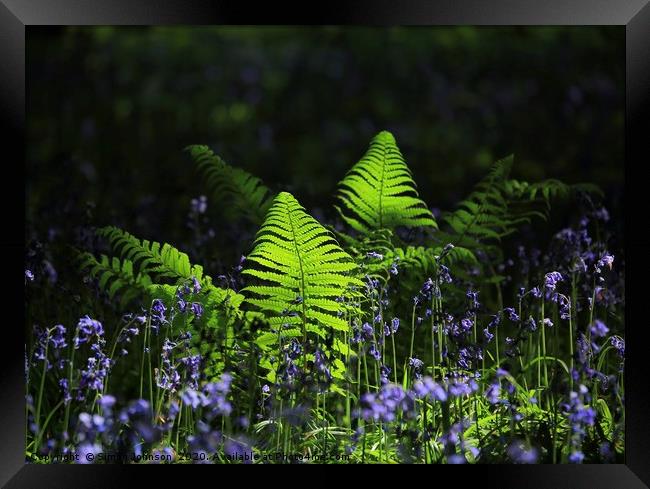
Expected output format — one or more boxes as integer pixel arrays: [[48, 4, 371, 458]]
[[186, 144, 274, 224], [335, 131, 437, 233], [242, 192, 363, 343]]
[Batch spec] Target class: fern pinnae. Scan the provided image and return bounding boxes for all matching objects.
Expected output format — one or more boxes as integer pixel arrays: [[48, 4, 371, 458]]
[[336, 130, 437, 234], [243, 192, 363, 347], [186, 144, 273, 224]]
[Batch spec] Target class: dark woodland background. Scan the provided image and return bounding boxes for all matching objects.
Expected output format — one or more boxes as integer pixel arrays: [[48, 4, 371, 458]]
[[26, 26, 624, 273]]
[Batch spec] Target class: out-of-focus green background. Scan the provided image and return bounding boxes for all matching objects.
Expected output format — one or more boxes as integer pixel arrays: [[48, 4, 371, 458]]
[[27, 26, 624, 254]]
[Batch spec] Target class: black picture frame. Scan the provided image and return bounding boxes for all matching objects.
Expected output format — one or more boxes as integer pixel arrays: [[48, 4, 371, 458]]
[[2, 1, 649, 486]]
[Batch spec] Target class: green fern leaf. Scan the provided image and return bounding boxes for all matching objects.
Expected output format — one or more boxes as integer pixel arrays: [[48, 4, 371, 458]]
[[242, 192, 363, 341], [97, 226, 211, 287], [77, 251, 152, 308], [186, 144, 273, 224], [336, 130, 437, 233]]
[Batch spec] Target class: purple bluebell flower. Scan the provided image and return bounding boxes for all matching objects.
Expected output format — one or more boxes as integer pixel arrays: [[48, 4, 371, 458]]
[[483, 328, 494, 343], [190, 195, 208, 214], [543, 318, 553, 328], [503, 307, 519, 322], [366, 251, 383, 260], [590, 319, 609, 338], [190, 302, 204, 319], [390, 318, 399, 334], [413, 377, 448, 402], [508, 440, 539, 464], [485, 382, 501, 404], [151, 299, 167, 328], [25, 269, 35, 282], [610, 336, 625, 358], [544, 271, 563, 292], [361, 323, 374, 342], [359, 383, 415, 423], [595, 253, 614, 273], [369, 343, 381, 361], [409, 357, 424, 371], [438, 265, 452, 284], [59, 378, 72, 404], [466, 289, 480, 310], [50, 325, 67, 349], [74, 316, 104, 348], [569, 451, 585, 464]]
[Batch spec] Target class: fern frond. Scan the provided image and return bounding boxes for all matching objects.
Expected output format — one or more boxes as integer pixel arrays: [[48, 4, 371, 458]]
[[440, 155, 532, 249], [97, 226, 211, 287], [186, 144, 273, 224], [77, 251, 152, 308], [242, 192, 363, 345], [439, 155, 602, 252], [335, 131, 437, 234]]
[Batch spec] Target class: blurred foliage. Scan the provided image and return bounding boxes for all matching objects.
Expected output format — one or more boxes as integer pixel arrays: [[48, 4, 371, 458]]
[[27, 26, 624, 262]]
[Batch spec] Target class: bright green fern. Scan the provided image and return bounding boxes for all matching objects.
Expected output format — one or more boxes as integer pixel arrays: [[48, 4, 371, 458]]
[[96, 226, 212, 287], [336, 130, 437, 233], [242, 192, 363, 349]]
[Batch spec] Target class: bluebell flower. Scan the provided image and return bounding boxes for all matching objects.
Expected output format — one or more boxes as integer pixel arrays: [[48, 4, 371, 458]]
[[50, 324, 67, 349], [466, 289, 480, 310], [369, 343, 381, 361], [503, 307, 519, 322], [610, 336, 625, 358], [151, 299, 167, 329], [543, 318, 553, 328], [413, 377, 447, 402], [190, 195, 208, 214], [77, 442, 103, 464], [74, 316, 104, 348], [59, 378, 72, 404], [508, 440, 538, 463], [98, 395, 116, 412], [569, 451, 585, 464], [191, 276, 202, 294], [485, 382, 501, 404], [544, 271, 563, 292], [380, 364, 391, 384], [409, 357, 424, 371], [366, 251, 383, 260], [590, 319, 609, 338], [180, 354, 202, 389], [361, 323, 374, 342], [438, 265, 452, 284], [595, 253, 614, 273], [359, 383, 415, 423], [190, 302, 204, 319], [25, 269, 35, 282], [483, 328, 494, 343]]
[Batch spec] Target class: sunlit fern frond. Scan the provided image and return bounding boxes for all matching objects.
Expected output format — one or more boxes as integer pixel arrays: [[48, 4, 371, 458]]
[[335, 130, 437, 234], [242, 192, 363, 348], [96, 226, 211, 287]]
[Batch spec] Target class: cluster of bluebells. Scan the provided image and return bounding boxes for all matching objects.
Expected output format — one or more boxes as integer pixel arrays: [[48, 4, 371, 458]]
[[562, 385, 596, 463], [157, 333, 201, 393], [180, 373, 233, 419], [359, 383, 415, 423], [175, 277, 204, 319], [437, 418, 479, 463]]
